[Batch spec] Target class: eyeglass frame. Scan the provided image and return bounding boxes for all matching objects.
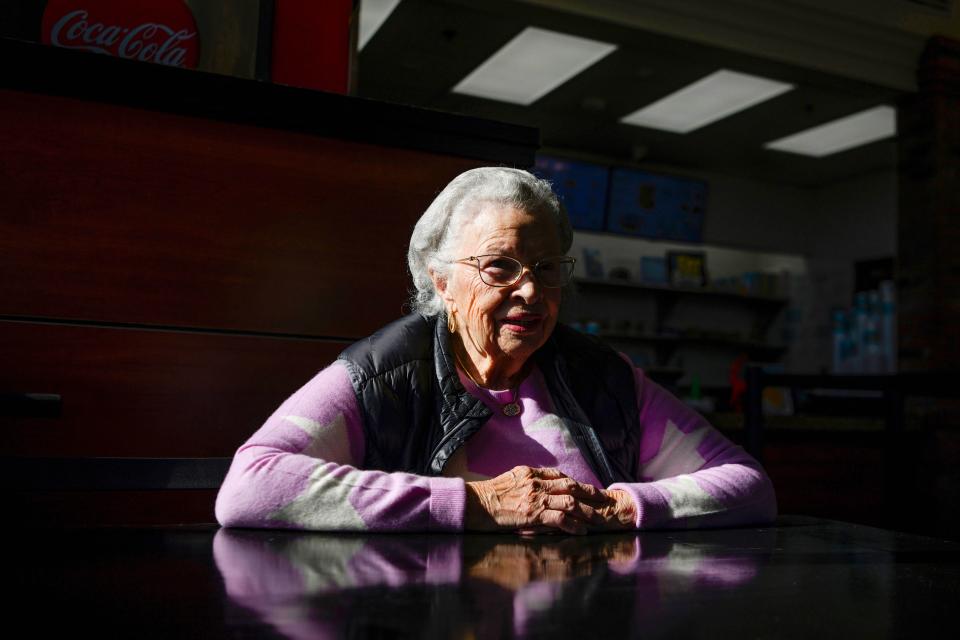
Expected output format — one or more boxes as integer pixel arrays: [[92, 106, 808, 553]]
[[453, 254, 577, 288]]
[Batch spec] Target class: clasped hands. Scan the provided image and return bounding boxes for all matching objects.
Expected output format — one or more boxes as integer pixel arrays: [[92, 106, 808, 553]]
[[465, 466, 636, 535]]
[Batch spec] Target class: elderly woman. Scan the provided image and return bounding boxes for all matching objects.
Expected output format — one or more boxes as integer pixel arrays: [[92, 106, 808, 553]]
[[216, 167, 776, 535]]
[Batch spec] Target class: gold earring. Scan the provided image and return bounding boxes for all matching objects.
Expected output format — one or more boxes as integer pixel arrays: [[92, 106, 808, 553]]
[[447, 312, 457, 333]]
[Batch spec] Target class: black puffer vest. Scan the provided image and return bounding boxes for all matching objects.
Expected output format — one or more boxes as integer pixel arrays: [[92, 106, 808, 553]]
[[337, 314, 640, 486]]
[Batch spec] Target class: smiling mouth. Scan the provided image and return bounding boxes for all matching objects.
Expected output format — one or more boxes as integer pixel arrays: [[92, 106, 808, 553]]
[[501, 315, 544, 332]]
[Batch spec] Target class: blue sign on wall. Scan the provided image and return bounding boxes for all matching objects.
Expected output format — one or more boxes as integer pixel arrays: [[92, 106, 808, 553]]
[[533, 155, 609, 231], [606, 168, 708, 243]]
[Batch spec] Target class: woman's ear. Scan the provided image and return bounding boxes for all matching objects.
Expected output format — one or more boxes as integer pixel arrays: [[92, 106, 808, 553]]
[[429, 268, 452, 304]]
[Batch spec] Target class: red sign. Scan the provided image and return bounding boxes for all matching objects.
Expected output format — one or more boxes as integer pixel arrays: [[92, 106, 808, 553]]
[[41, 0, 200, 69], [271, 1, 352, 93]]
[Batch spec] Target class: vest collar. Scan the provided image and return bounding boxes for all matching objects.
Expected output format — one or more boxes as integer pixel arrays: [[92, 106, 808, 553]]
[[428, 316, 618, 485], [426, 316, 492, 474]]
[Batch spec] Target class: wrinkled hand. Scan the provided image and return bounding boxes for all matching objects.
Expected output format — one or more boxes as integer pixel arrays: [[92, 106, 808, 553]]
[[465, 466, 636, 535], [592, 488, 637, 532]]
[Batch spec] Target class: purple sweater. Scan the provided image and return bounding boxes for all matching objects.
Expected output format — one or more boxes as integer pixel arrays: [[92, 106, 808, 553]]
[[216, 356, 776, 532]]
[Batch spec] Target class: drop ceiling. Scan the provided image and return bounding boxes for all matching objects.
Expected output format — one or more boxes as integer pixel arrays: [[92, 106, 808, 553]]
[[356, 0, 911, 187]]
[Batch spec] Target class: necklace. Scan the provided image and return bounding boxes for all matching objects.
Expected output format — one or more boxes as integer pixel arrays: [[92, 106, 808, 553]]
[[501, 388, 522, 417], [453, 351, 523, 417]]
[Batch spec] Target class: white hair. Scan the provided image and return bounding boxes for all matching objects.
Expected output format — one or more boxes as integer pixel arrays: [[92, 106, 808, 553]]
[[407, 167, 572, 316]]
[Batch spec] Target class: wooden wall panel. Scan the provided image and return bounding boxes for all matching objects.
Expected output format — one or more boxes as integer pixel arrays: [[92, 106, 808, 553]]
[[0, 89, 481, 339], [14, 490, 221, 527], [1, 40, 538, 523], [1, 320, 348, 457]]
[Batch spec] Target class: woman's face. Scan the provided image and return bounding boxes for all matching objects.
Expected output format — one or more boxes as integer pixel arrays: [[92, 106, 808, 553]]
[[436, 203, 563, 373]]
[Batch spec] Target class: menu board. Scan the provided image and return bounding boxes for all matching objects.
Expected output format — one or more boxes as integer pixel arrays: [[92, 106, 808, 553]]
[[606, 168, 707, 242], [533, 155, 609, 231]]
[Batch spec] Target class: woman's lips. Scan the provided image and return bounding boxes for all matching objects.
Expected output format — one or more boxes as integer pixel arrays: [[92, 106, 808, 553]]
[[500, 314, 544, 333]]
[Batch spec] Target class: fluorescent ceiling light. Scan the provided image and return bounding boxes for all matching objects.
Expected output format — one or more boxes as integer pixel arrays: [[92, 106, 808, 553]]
[[359, 0, 401, 50], [764, 106, 896, 157], [620, 69, 794, 134], [452, 27, 617, 105]]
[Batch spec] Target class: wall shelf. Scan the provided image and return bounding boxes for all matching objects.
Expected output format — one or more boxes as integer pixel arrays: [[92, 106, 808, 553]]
[[565, 276, 790, 383], [598, 332, 787, 354], [596, 332, 786, 370], [573, 277, 788, 306]]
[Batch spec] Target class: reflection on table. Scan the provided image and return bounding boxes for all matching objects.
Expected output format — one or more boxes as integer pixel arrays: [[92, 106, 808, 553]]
[[214, 527, 765, 639], [10, 516, 959, 638]]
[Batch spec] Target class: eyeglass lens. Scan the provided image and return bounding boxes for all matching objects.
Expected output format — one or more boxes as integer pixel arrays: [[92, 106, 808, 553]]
[[476, 256, 574, 287]]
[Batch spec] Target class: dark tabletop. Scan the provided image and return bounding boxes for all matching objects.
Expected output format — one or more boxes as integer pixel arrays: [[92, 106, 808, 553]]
[[11, 516, 958, 639]]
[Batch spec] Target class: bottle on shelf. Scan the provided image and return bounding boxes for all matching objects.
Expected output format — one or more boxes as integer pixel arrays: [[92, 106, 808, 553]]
[[832, 309, 847, 374], [863, 315, 883, 374], [879, 280, 897, 373], [863, 290, 882, 374], [853, 292, 869, 373], [832, 309, 857, 374]]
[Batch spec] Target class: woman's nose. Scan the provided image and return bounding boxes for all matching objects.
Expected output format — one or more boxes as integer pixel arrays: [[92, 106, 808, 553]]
[[511, 267, 542, 302]]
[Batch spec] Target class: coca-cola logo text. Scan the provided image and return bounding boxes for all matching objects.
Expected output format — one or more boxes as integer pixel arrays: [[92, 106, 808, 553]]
[[41, 1, 200, 69]]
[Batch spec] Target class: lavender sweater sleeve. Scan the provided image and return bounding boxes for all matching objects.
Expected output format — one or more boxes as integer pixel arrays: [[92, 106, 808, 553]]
[[215, 362, 465, 532], [609, 358, 777, 530]]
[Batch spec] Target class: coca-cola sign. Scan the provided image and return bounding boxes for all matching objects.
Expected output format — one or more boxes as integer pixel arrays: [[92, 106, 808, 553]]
[[41, 0, 200, 69]]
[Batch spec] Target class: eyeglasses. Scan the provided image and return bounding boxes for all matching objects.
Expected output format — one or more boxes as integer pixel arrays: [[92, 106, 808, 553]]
[[456, 255, 577, 288]]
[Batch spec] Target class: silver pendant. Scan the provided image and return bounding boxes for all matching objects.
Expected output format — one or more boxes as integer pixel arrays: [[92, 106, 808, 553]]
[[502, 402, 521, 417]]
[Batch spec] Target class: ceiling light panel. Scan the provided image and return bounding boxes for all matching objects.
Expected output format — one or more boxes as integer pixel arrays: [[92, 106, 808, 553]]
[[359, 0, 402, 50], [620, 69, 794, 134], [452, 27, 617, 105], [764, 106, 897, 157]]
